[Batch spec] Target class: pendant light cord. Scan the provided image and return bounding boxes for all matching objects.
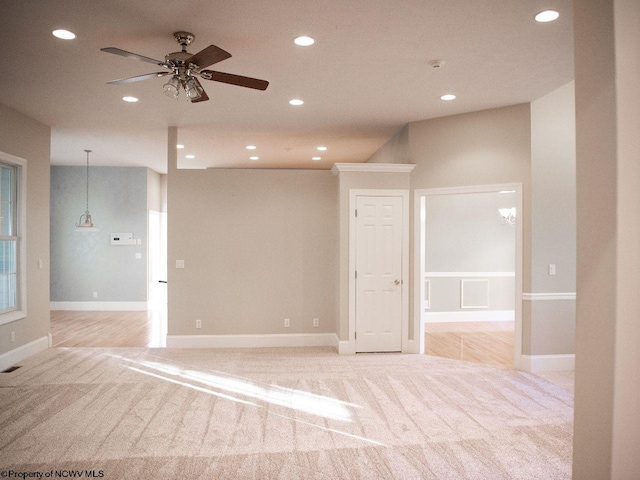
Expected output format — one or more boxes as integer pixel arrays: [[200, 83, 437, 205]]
[[85, 149, 91, 214]]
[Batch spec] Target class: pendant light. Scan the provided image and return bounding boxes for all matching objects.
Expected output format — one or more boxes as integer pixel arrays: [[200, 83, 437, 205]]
[[75, 149, 98, 232]]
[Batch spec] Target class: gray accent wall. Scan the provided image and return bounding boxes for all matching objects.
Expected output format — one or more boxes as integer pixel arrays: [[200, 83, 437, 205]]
[[50, 166, 148, 302], [0, 104, 50, 356]]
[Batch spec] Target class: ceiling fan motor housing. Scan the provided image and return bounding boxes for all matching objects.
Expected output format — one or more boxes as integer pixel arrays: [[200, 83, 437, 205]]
[[173, 31, 195, 48]]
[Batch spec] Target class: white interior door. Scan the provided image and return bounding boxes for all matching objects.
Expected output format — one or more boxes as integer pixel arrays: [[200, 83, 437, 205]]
[[355, 195, 403, 352]]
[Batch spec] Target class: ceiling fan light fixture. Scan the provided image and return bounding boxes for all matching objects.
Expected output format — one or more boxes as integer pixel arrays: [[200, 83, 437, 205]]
[[163, 76, 180, 99], [185, 76, 204, 101], [102, 32, 269, 103]]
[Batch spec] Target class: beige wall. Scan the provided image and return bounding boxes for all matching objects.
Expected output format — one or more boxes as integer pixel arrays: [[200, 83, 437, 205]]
[[0, 103, 50, 356], [573, 0, 640, 477], [408, 104, 532, 342], [167, 161, 337, 336], [146, 168, 163, 212], [367, 124, 409, 164], [527, 81, 577, 355]]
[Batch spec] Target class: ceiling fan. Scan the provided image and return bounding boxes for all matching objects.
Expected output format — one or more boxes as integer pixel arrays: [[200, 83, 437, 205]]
[[101, 31, 269, 103]]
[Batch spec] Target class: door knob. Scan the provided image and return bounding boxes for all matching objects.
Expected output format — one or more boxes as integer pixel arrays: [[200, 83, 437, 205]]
[[394, 279, 400, 285]]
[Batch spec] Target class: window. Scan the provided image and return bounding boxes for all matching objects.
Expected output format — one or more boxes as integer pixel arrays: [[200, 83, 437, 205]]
[[0, 152, 26, 325]]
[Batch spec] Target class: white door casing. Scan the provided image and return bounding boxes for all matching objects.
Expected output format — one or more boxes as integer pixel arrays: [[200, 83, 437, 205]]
[[354, 194, 404, 352], [413, 184, 523, 367]]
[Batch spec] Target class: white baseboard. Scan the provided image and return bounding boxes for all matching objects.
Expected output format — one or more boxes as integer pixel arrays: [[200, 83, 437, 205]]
[[520, 354, 575, 373], [166, 332, 339, 349], [423, 310, 514, 323], [337, 340, 353, 355], [50, 302, 149, 311], [0, 335, 50, 372]]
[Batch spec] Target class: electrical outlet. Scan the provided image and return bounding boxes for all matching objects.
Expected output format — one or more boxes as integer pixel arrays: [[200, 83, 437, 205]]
[[10, 331, 15, 342], [196, 319, 202, 329], [549, 264, 556, 275], [93, 291, 98, 298], [284, 318, 290, 327], [313, 318, 319, 327]]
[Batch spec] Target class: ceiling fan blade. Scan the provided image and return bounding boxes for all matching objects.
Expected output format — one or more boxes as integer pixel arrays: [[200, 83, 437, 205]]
[[200, 70, 269, 91], [107, 72, 171, 85], [191, 89, 209, 103], [101, 47, 170, 68], [186, 45, 232, 69]]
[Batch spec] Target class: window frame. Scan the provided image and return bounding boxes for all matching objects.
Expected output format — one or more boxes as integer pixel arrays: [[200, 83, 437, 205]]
[[0, 151, 27, 325]]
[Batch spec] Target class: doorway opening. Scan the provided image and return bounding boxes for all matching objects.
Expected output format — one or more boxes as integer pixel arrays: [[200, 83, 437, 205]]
[[415, 184, 523, 369], [148, 210, 168, 347]]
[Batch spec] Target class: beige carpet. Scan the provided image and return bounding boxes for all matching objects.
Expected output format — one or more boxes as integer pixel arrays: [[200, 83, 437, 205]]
[[0, 347, 573, 479]]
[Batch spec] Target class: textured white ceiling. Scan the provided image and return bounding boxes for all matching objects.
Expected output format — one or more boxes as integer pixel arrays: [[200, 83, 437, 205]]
[[0, 0, 574, 173]]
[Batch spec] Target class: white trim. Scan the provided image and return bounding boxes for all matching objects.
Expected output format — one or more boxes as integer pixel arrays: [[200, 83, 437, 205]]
[[349, 189, 410, 353], [414, 183, 523, 368], [331, 163, 415, 175], [0, 151, 27, 326], [0, 335, 49, 372], [424, 310, 515, 323], [522, 292, 576, 301], [50, 301, 149, 311], [520, 354, 575, 373], [425, 271, 515, 278], [166, 333, 339, 349], [337, 338, 353, 355]]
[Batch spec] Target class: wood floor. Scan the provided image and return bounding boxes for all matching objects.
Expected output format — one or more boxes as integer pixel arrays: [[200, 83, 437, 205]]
[[50, 309, 167, 348], [424, 321, 515, 369]]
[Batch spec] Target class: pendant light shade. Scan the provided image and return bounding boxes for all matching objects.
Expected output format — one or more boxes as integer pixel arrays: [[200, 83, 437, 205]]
[[75, 149, 99, 232]]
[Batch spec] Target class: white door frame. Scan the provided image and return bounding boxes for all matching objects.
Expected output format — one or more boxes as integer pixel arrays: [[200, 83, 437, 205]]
[[349, 189, 410, 353], [413, 184, 524, 369]]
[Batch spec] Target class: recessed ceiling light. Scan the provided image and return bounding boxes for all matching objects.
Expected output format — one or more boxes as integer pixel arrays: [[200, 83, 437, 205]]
[[122, 96, 139, 103], [246, 145, 257, 150], [499, 190, 516, 194], [289, 99, 304, 106], [535, 10, 560, 22], [312, 157, 321, 161], [185, 154, 195, 159], [294, 36, 315, 46], [440, 94, 456, 101], [317, 146, 327, 151], [250, 156, 259, 161], [52, 29, 76, 40], [176, 144, 185, 149]]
